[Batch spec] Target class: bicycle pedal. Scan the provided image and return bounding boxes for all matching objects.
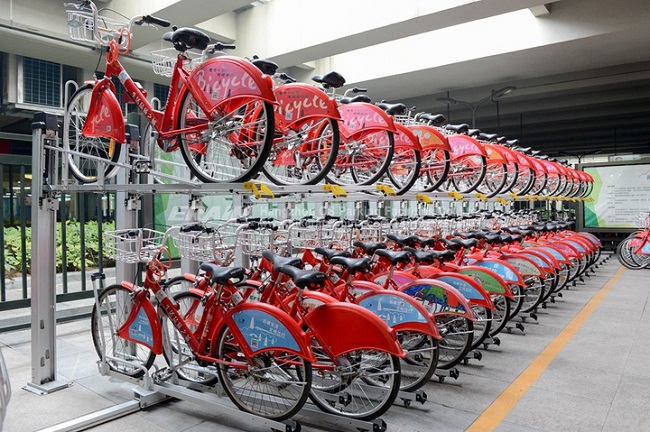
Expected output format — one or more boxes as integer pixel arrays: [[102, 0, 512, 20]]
[[338, 392, 352, 406], [153, 368, 173, 382]]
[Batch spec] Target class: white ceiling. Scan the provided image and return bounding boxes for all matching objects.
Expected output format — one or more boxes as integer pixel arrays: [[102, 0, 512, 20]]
[[1, 0, 650, 158]]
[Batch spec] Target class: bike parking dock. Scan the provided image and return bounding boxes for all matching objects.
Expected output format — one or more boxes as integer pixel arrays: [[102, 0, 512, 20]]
[[18, 102, 610, 430]]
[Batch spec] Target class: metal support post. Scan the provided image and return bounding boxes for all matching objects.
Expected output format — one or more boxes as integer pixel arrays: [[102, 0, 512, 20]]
[[26, 113, 69, 395], [115, 139, 139, 285], [181, 196, 202, 275]]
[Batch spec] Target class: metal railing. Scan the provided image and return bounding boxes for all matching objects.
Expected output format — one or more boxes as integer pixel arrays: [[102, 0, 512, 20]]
[[0, 157, 116, 330]]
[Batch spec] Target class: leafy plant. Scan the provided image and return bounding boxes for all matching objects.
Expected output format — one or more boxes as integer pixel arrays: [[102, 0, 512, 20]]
[[3, 220, 115, 276]]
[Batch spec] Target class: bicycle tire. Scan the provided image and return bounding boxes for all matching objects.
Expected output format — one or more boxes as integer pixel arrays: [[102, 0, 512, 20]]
[[507, 283, 525, 321], [499, 163, 519, 194], [424, 148, 452, 192], [520, 275, 545, 314], [448, 155, 487, 194], [262, 117, 339, 185], [489, 295, 511, 337], [387, 146, 422, 195], [141, 122, 193, 184], [617, 237, 645, 269], [309, 348, 401, 420], [177, 92, 274, 183], [435, 314, 474, 369], [91, 284, 156, 377], [159, 290, 219, 385], [475, 162, 508, 198], [215, 321, 312, 421], [328, 130, 394, 186], [470, 305, 493, 351], [62, 84, 122, 183], [510, 166, 536, 196], [396, 331, 438, 392], [528, 170, 548, 195]]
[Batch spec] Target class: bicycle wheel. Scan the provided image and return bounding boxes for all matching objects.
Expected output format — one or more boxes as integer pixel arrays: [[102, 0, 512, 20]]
[[435, 314, 474, 369], [470, 305, 492, 351], [489, 295, 511, 337], [520, 275, 545, 314], [476, 162, 508, 198], [397, 331, 438, 392], [262, 117, 339, 185], [62, 84, 122, 183], [448, 155, 487, 194], [553, 263, 570, 293], [510, 166, 535, 195], [177, 92, 274, 183], [528, 170, 548, 195], [617, 237, 645, 269], [160, 291, 219, 385], [507, 284, 525, 321], [91, 284, 156, 377], [215, 322, 312, 421], [328, 130, 394, 186], [415, 148, 451, 192], [309, 347, 401, 420], [387, 146, 422, 195], [499, 163, 519, 194], [141, 122, 193, 184]]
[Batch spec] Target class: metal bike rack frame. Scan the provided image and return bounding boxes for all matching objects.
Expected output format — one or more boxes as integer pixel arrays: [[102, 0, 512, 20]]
[[27, 110, 541, 430]]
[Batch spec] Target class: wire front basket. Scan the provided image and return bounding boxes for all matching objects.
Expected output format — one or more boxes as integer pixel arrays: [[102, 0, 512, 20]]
[[66, 9, 128, 45], [238, 226, 290, 258], [104, 228, 165, 263], [151, 48, 203, 77], [172, 223, 238, 265]]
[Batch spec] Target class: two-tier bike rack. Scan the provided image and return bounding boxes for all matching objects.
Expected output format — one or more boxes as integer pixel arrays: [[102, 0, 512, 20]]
[[27, 112, 560, 432]]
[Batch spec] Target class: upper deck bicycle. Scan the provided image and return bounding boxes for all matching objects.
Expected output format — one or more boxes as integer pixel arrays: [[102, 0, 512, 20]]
[[63, 1, 276, 184]]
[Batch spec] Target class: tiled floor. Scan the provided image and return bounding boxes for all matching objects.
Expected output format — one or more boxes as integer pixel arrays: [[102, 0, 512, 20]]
[[2, 254, 650, 432]]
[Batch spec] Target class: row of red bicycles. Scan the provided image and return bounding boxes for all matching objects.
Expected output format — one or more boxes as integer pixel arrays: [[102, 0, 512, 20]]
[[62, 1, 594, 199], [95, 209, 604, 424]]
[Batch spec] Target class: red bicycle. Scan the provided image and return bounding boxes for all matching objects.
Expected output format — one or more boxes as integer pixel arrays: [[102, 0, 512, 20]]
[[94, 228, 315, 420], [64, 1, 276, 184]]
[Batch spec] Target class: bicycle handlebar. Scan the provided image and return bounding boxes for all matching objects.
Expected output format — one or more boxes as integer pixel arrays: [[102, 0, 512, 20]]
[[140, 15, 171, 28]]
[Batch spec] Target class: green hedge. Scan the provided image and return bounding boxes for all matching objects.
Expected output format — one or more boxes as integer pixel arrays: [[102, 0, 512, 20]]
[[4, 220, 115, 275]]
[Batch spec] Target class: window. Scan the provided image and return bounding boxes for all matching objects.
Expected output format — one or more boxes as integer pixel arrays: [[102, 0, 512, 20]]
[[153, 83, 170, 109], [22, 57, 61, 107]]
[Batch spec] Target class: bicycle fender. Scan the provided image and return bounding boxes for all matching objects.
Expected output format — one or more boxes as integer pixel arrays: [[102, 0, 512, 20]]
[[399, 279, 475, 320], [499, 254, 544, 279], [430, 273, 494, 309], [447, 135, 487, 159], [355, 290, 440, 339], [304, 302, 405, 358], [224, 302, 315, 362], [274, 83, 341, 126], [470, 258, 525, 286], [189, 56, 276, 108], [484, 144, 507, 163], [537, 245, 571, 265], [517, 250, 556, 273], [82, 82, 126, 143], [393, 123, 422, 152], [116, 293, 164, 355], [455, 266, 514, 299], [407, 124, 451, 152], [548, 241, 580, 259], [338, 102, 397, 140], [526, 247, 562, 270]]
